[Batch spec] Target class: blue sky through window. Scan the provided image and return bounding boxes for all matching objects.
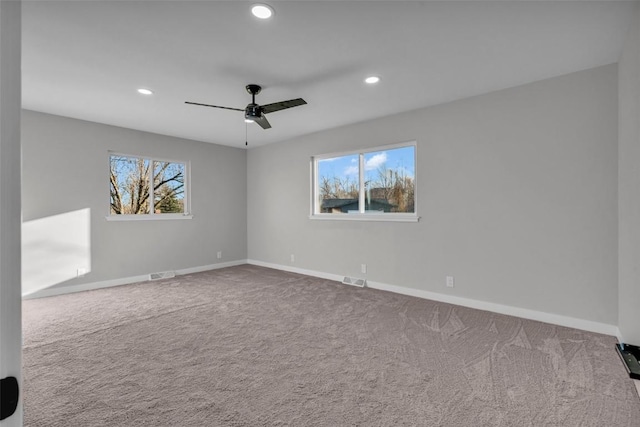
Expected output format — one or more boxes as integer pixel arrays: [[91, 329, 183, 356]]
[[318, 146, 415, 185]]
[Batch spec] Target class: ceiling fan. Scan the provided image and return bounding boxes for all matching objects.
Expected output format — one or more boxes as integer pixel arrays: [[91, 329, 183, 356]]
[[185, 84, 307, 130]]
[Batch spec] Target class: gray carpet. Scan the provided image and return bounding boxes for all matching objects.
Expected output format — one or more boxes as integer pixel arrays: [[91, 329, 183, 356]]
[[22, 265, 640, 426]]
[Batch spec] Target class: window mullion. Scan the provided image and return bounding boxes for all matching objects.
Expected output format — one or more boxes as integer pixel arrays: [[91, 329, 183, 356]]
[[359, 153, 365, 213], [149, 159, 154, 215]]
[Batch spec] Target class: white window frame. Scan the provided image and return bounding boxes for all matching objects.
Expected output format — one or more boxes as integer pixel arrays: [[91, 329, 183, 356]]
[[106, 152, 193, 221], [310, 141, 419, 222]]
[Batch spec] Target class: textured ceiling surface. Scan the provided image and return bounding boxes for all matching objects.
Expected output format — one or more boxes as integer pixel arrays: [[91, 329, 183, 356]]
[[22, 1, 634, 148]]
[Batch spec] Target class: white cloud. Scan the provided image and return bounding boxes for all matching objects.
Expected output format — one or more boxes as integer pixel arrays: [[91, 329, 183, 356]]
[[344, 165, 359, 176], [365, 153, 387, 171]]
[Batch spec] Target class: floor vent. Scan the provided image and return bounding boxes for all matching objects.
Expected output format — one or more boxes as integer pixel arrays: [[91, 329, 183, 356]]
[[149, 271, 176, 281], [342, 276, 366, 288]]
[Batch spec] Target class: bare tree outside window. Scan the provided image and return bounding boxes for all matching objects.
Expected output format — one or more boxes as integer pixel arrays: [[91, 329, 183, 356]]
[[153, 161, 185, 214], [110, 155, 186, 215], [364, 148, 414, 213]]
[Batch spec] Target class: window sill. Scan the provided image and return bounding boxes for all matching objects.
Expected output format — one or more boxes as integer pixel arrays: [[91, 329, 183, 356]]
[[105, 214, 193, 221], [309, 214, 419, 223]]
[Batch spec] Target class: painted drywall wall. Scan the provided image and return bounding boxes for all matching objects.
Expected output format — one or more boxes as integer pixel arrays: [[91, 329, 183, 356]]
[[0, 1, 23, 425], [248, 64, 619, 326], [618, 2, 640, 345], [21, 111, 247, 295]]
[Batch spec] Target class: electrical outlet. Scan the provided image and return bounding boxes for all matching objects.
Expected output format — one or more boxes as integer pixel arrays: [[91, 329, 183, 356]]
[[217, 251, 222, 259], [361, 264, 367, 274], [290, 254, 295, 263], [446, 276, 454, 288], [77, 268, 88, 277]]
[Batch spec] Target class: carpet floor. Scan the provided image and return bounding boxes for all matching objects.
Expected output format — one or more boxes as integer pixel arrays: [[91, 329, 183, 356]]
[[22, 265, 640, 426]]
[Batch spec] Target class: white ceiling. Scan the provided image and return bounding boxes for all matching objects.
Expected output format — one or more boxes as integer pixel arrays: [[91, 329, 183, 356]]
[[22, 1, 635, 148]]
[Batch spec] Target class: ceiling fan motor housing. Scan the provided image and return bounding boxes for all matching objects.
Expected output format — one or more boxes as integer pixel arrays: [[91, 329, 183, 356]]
[[245, 104, 262, 120]]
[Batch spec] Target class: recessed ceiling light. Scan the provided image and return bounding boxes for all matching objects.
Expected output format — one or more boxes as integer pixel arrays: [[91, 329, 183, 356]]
[[364, 76, 380, 84], [251, 4, 274, 19], [137, 88, 153, 95]]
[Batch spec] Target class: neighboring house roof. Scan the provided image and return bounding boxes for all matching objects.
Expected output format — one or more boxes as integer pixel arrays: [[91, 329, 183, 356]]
[[321, 198, 357, 209], [321, 198, 396, 209]]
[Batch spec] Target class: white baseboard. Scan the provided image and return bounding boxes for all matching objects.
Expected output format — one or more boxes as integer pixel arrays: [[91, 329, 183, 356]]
[[176, 260, 248, 275], [368, 280, 620, 337], [246, 259, 620, 337], [22, 259, 248, 299], [247, 259, 344, 282]]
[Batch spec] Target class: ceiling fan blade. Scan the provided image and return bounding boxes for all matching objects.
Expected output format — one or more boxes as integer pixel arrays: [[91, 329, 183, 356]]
[[185, 101, 244, 112], [261, 98, 307, 115], [253, 114, 272, 130]]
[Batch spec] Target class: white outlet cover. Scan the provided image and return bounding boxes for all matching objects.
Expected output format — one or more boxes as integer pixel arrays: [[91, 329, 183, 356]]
[[446, 276, 455, 287]]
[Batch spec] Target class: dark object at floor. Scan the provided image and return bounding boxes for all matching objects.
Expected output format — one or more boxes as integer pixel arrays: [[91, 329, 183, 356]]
[[616, 343, 640, 380], [0, 376, 19, 420]]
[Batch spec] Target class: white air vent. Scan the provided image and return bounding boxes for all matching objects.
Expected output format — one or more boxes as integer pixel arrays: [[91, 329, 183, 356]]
[[342, 276, 366, 288], [149, 271, 176, 281]]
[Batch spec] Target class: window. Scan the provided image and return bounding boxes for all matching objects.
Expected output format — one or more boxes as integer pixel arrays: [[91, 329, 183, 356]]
[[312, 142, 417, 221], [108, 153, 191, 220]]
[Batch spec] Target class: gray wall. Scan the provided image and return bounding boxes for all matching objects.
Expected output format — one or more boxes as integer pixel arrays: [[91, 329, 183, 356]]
[[22, 110, 247, 293], [248, 64, 619, 326], [0, 1, 23, 425], [618, 3, 640, 345]]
